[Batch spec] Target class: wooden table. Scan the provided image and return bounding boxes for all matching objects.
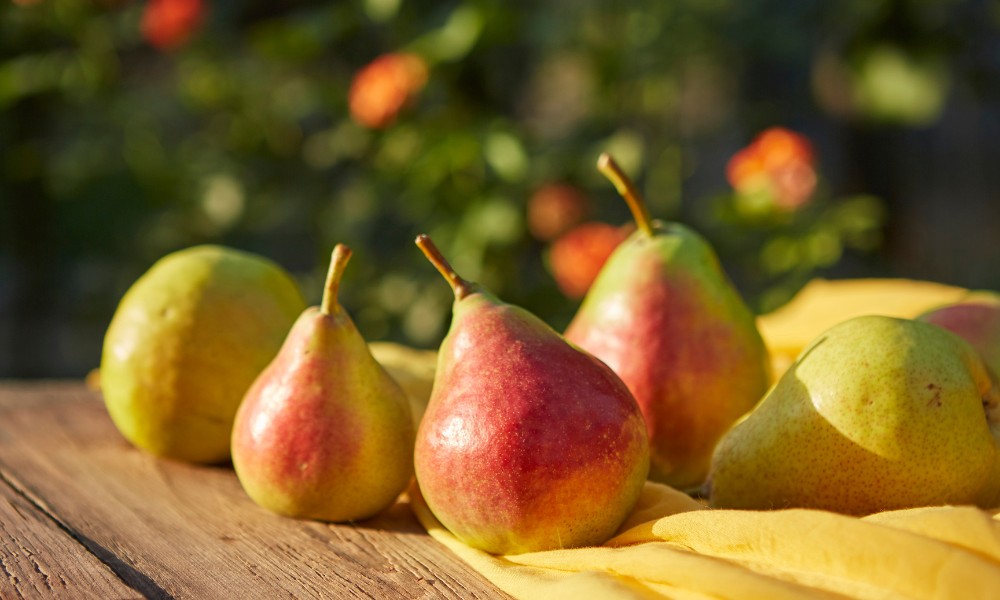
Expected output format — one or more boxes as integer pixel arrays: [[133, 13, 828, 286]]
[[0, 381, 508, 599]]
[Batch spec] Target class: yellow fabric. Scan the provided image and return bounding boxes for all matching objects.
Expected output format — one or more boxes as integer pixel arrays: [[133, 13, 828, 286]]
[[410, 481, 1000, 599], [757, 278, 968, 376]]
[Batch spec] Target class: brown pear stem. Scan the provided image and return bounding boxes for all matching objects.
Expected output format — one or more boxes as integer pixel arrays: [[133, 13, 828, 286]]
[[415, 234, 472, 300], [320, 244, 352, 315], [597, 152, 654, 237]]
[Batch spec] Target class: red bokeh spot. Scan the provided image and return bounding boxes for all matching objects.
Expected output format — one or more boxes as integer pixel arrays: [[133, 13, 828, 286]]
[[548, 222, 632, 299], [726, 127, 817, 211], [527, 183, 591, 242], [141, 0, 205, 51], [348, 53, 428, 129]]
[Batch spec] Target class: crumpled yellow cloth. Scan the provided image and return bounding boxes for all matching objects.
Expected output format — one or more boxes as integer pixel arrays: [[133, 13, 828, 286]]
[[410, 481, 1000, 599]]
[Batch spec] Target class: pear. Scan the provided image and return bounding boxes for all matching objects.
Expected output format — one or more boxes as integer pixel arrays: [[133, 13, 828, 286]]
[[412, 234, 649, 554], [708, 315, 1000, 514], [101, 245, 305, 464], [917, 292, 1000, 506], [231, 245, 414, 522], [918, 291, 1000, 377], [564, 154, 771, 491]]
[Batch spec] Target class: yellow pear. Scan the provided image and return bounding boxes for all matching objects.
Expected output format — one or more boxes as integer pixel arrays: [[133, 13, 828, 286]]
[[101, 245, 305, 463], [709, 315, 1000, 514]]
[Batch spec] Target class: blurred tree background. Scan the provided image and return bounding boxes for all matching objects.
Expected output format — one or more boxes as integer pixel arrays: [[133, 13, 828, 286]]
[[4, 0, 1000, 378]]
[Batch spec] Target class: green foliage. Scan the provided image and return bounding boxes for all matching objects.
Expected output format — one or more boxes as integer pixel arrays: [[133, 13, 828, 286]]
[[2, 0, 992, 376]]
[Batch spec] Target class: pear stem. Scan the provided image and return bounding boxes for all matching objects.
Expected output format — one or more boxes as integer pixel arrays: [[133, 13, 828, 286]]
[[597, 152, 654, 237], [415, 234, 472, 300], [320, 244, 352, 315]]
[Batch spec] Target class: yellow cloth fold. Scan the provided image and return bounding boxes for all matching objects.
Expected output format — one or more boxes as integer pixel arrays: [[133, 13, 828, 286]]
[[410, 481, 1000, 599], [756, 278, 969, 376]]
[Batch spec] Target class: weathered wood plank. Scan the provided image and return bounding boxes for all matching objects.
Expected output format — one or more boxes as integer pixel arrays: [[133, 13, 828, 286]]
[[0, 382, 507, 599], [0, 471, 141, 599]]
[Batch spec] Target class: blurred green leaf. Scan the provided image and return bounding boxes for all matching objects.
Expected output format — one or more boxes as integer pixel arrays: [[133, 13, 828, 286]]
[[853, 45, 950, 125], [411, 4, 484, 63]]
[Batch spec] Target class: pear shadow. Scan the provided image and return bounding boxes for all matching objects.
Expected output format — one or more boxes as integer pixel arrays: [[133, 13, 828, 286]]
[[344, 494, 427, 536], [286, 479, 428, 536], [72, 531, 174, 599]]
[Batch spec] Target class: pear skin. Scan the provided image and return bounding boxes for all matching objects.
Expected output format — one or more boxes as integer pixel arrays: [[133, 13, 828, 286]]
[[918, 292, 1000, 507], [708, 315, 1000, 514], [413, 235, 649, 555], [231, 245, 414, 522], [565, 154, 770, 491], [101, 245, 305, 464], [918, 291, 1000, 378]]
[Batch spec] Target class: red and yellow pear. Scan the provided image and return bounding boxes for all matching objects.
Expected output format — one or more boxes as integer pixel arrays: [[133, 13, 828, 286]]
[[231, 245, 414, 521], [918, 291, 1000, 377], [564, 154, 771, 491], [413, 234, 649, 554]]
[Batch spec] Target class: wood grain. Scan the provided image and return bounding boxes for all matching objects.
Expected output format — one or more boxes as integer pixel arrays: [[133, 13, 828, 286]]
[[0, 470, 140, 599], [0, 382, 508, 599]]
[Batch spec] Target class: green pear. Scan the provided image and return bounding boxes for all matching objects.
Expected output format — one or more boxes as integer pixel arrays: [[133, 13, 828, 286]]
[[564, 154, 771, 491], [101, 245, 305, 464], [708, 315, 1000, 514], [413, 234, 649, 554], [231, 245, 414, 522]]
